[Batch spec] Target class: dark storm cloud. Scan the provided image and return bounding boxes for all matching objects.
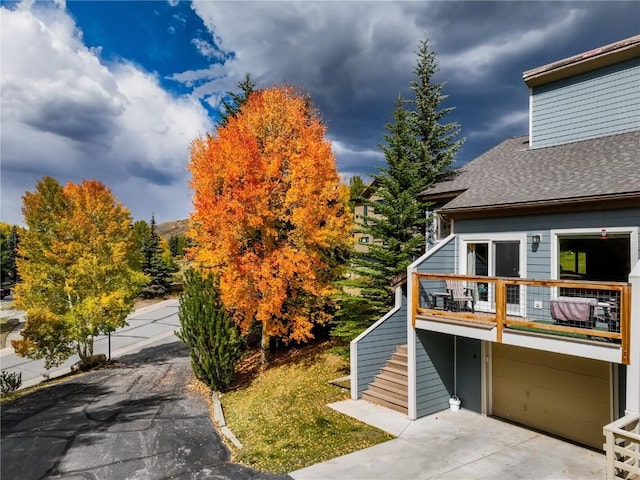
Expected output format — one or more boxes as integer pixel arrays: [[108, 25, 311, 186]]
[[127, 161, 178, 186], [23, 97, 120, 145]]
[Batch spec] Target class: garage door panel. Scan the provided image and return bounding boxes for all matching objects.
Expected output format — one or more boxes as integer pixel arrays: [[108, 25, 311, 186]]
[[493, 358, 610, 403], [492, 376, 610, 423], [492, 343, 610, 450], [493, 344, 610, 378]]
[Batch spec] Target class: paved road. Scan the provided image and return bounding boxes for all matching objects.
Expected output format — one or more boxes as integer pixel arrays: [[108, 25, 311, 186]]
[[1, 299, 182, 389], [1, 340, 291, 480]]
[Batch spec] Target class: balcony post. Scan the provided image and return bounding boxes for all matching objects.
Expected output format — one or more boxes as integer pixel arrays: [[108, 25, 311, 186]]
[[626, 261, 640, 415], [496, 279, 505, 343]]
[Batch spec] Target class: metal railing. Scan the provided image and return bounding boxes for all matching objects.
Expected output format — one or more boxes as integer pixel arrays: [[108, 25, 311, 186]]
[[604, 414, 640, 479], [412, 272, 631, 364]]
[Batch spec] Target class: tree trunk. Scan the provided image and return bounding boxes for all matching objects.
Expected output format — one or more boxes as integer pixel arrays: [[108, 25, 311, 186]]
[[77, 337, 94, 366], [260, 323, 270, 366]]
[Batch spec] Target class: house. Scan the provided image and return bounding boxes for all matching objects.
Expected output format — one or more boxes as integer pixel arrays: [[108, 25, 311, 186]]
[[352, 180, 386, 253], [351, 35, 640, 464]]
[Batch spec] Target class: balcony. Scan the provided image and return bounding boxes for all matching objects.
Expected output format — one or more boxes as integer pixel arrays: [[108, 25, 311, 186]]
[[412, 272, 631, 364]]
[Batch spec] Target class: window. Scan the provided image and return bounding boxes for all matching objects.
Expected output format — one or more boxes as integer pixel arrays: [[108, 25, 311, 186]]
[[359, 236, 370, 244], [558, 234, 631, 282], [427, 210, 452, 244]]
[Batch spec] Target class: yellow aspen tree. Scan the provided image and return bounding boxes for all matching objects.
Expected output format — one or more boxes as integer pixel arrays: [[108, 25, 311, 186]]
[[188, 85, 353, 364], [12, 177, 147, 368]]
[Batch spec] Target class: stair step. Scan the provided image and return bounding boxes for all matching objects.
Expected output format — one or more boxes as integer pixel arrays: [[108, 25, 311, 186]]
[[362, 390, 408, 414], [367, 382, 408, 402], [392, 351, 408, 363], [374, 374, 408, 389], [380, 366, 408, 381], [386, 359, 407, 372], [396, 344, 408, 355]]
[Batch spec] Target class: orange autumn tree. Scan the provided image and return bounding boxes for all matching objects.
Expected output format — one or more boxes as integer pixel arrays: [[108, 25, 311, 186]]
[[188, 85, 353, 364], [13, 177, 147, 368]]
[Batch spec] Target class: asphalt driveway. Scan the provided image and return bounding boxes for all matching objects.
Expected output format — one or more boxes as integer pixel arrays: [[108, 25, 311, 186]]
[[1, 341, 290, 480]]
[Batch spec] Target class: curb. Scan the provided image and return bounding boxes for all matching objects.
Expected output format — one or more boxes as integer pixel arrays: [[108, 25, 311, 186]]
[[211, 391, 243, 449]]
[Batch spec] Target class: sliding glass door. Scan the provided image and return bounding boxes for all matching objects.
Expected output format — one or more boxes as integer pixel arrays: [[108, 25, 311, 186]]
[[462, 236, 525, 315]]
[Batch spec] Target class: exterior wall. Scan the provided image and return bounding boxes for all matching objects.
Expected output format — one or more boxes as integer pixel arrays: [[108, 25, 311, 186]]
[[350, 286, 408, 399], [530, 57, 640, 149], [353, 192, 384, 253], [454, 208, 640, 279], [414, 332, 482, 418], [415, 330, 453, 417], [417, 235, 457, 273], [626, 261, 640, 415]]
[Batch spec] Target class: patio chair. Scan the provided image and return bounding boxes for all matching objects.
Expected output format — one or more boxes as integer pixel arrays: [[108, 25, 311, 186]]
[[445, 280, 475, 313]]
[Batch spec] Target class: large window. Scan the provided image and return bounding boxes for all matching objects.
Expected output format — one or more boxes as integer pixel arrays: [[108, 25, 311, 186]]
[[558, 234, 631, 282]]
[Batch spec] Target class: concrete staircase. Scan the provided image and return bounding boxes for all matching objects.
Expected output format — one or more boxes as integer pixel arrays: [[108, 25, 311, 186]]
[[362, 344, 408, 414]]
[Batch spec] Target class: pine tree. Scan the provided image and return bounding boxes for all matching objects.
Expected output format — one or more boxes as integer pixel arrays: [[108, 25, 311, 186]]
[[216, 73, 256, 127], [410, 38, 464, 189], [177, 268, 242, 391], [333, 38, 464, 343], [361, 38, 464, 304], [140, 215, 173, 298], [8, 226, 20, 283]]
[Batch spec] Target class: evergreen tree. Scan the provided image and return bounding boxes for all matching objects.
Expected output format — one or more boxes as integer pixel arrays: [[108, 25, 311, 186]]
[[140, 215, 173, 298], [177, 269, 242, 391], [168, 234, 189, 258], [333, 38, 464, 344], [360, 38, 464, 306], [216, 73, 256, 127], [8, 226, 20, 283], [410, 39, 464, 187], [0, 231, 9, 286]]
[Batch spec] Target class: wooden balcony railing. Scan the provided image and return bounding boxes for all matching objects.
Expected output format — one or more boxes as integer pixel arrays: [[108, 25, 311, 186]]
[[412, 272, 631, 364], [604, 414, 640, 479]]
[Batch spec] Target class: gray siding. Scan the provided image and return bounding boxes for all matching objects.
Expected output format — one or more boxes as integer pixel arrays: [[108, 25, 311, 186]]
[[354, 286, 408, 396], [415, 332, 483, 418], [531, 58, 640, 149], [455, 208, 640, 270], [416, 330, 452, 417], [417, 236, 457, 273]]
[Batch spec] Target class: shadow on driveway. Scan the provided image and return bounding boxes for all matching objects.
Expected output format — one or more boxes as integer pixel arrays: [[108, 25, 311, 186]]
[[1, 341, 290, 480]]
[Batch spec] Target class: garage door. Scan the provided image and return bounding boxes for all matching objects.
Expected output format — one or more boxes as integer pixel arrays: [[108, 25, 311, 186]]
[[492, 343, 610, 450]]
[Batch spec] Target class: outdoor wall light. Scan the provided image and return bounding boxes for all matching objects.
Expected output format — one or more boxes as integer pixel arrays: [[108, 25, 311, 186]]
[[532, 234, 541, 246]]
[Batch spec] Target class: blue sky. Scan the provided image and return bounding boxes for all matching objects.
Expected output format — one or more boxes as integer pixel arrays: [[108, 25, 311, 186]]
[[1, 1, 639, 226]]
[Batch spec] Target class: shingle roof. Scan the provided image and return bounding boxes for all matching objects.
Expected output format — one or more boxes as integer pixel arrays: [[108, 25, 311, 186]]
[[421, 130, 640, 212]]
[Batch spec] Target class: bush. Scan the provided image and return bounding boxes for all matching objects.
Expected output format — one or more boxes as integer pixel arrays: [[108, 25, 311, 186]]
[[177, 269, 242, 391], [1, 370, 22, 395]]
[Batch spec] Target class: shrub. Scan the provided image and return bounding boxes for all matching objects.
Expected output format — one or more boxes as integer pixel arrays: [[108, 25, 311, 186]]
[[177, 269, 242, 391], [1, 370, 22, 395]]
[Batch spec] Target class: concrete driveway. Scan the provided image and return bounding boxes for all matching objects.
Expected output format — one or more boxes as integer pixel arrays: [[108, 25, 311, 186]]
[[1, 341, 290, 480], [291, 400, 605, 480]]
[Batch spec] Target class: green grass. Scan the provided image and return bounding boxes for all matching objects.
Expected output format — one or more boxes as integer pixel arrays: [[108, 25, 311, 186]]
[[559, 250, 586, 275], [220, 342, 393, 473]]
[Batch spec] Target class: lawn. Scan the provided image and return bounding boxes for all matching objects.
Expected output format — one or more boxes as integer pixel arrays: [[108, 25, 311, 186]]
[[219, 341, 393, 473]]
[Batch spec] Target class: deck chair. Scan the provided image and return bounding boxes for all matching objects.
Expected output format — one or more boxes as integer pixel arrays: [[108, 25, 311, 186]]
[[445, 280, 475, 313]]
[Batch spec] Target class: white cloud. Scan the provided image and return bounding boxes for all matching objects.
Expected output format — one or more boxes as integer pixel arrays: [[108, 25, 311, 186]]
[[167, 0, 179, 7], [0, 1, 212, 225], [191, 38, 226, 62]]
